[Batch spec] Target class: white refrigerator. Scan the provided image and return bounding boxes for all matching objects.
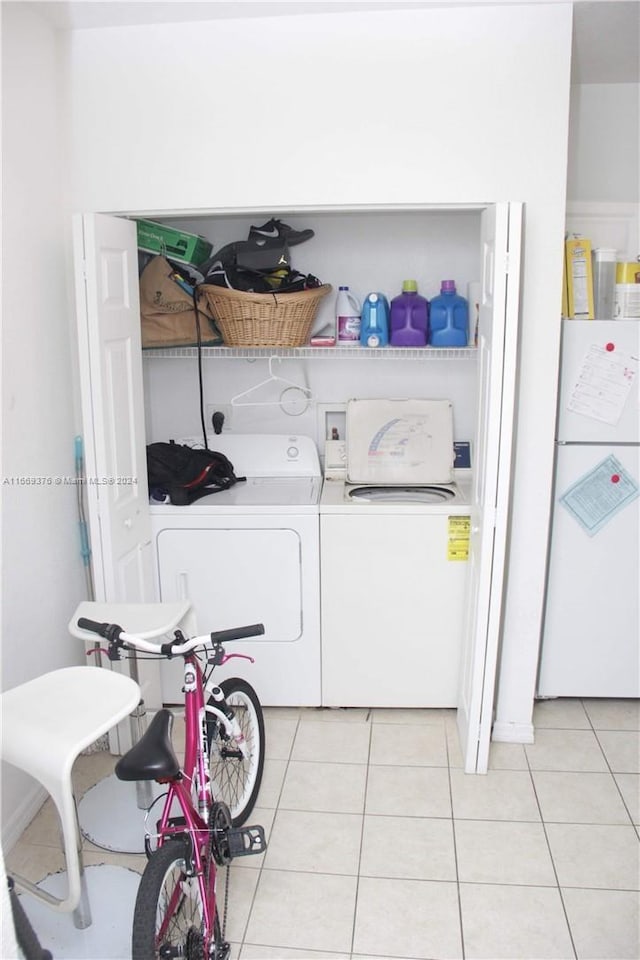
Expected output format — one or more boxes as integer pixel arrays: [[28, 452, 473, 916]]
[[538, 320, 640, 698]]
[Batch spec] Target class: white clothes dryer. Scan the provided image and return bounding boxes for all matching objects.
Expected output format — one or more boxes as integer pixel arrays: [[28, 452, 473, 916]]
[[320, 399, 472, 708], [149, 434, 321, 706]]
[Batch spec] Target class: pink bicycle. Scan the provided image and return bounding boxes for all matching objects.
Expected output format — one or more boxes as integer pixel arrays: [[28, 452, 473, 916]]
[[77, 617, 267, 960]]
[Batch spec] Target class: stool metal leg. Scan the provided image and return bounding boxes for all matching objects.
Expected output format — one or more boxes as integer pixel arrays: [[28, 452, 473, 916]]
[[129, 700, 154, 810], [72, 870, 91, 930], [71, 793, 91, 929], [11, 792, 94, 926], [126, 652, 155, 810]]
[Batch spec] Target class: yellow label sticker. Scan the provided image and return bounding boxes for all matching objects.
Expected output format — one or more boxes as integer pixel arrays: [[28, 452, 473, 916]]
[[448, 515, 470, 561]]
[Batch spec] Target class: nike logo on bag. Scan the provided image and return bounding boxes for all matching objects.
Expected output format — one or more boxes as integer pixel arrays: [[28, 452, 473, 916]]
[[255, 226, 280, 237]]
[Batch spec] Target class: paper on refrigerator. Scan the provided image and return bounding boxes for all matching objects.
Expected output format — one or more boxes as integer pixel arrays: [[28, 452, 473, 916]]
[[559, 455, 639, 535], [566, 343, 637, 426]]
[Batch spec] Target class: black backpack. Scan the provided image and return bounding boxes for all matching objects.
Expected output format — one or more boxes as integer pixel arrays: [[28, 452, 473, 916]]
[[146, 441, 245, 505]]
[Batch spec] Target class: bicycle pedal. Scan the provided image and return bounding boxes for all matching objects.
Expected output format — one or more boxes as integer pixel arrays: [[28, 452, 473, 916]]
[[227, 824, 267, 858]]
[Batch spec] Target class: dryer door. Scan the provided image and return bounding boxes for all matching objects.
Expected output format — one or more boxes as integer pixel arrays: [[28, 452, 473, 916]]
[[156, 527, 303, 702]]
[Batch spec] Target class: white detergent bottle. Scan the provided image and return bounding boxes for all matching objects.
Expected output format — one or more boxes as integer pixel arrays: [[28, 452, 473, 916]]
[[335, 286, 361, 345]]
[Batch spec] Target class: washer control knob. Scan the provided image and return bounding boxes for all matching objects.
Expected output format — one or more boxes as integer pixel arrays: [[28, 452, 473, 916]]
[[287, 445, 299, 459]]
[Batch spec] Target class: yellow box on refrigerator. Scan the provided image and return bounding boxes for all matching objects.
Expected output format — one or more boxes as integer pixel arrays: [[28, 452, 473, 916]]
[[565, 236, 594, 320], [561, 243, 569, 318], [614, 260, 640, 319]]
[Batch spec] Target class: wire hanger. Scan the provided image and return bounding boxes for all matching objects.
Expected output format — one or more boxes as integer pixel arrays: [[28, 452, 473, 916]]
[[231, 356, 313, 408]]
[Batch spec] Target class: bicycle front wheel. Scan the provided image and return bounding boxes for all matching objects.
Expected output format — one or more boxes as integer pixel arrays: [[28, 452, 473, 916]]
[[208, 678, 265, 827], [131, 838, 223, 960]]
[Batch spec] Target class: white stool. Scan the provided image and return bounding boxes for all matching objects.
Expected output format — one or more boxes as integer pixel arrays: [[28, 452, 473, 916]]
[[0, 666, 140, 929], [70, 600, 195, 754], [69, 601, 196, 852]]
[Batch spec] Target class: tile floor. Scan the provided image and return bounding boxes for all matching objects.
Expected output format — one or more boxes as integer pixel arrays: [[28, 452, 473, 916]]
[[6, 698, 640, 960]]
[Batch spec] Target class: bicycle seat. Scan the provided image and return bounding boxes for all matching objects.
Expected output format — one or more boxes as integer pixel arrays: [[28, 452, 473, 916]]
[[115, 709, 181, 782]]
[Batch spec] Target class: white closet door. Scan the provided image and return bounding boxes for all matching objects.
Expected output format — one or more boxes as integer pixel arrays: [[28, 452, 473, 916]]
[[74, 213, 153, 604], [457, 202, 523, 773], [74, 213, 161, 732]]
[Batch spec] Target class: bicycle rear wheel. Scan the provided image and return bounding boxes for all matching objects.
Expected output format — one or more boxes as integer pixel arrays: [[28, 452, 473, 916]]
[[131, 837, 226, 960], [208, 678, 265, 827]]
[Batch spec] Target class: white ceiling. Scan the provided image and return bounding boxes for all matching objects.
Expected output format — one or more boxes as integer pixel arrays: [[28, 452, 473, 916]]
[[17, 0, 640, 84]]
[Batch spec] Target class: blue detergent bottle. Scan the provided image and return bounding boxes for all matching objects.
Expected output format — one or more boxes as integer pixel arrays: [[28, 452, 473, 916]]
[[389, 280, 429, 347], [428, 280, 469, 347], [360, 292, 390, 347]]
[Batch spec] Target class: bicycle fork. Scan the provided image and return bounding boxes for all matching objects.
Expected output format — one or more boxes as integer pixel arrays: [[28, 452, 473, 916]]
[[205, 683, 248, 761]]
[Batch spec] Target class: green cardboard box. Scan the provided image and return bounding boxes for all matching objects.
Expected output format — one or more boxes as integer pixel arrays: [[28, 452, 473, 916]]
[[136, 219, 213, 266]]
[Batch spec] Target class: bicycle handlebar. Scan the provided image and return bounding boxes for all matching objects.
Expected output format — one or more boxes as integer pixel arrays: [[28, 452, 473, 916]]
[[76, 617, 265, 657]]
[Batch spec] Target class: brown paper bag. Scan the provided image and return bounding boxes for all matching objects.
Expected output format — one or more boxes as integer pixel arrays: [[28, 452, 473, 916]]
[[139, 256, 222, 348]]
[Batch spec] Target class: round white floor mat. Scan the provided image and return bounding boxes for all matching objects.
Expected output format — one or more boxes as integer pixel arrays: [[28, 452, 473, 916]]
[[78, 774, 164, 853], [17, 864, 140, 959]]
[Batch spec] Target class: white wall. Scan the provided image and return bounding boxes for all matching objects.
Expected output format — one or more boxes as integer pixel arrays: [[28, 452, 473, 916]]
[[69, 6, 572, 213], [564, 79, 639, 257], [1, 5, 86, 845], [67, 3, 573, 743], [567, 83, 640, 205]]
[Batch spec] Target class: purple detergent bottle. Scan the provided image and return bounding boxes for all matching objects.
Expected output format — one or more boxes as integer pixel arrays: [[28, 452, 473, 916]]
[[428, 280, 469, 347], [389, 280, 429, 347]]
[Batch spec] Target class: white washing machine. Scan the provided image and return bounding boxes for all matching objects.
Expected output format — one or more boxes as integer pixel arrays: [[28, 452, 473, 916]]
[[320, 399, 472, 708], [149, 434, 321, 706]]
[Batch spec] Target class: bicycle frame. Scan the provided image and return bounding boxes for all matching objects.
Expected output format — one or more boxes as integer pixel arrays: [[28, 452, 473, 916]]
[[145, 646, 253, 950], [151, 652, 219, 946], [155, 779, 216, 944]]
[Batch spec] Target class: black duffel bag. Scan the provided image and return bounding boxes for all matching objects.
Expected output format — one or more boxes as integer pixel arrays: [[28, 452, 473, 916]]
[[146, 441, 245, 505]]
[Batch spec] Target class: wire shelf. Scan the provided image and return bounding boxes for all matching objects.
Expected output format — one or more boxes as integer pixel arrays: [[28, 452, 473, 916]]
[[142, 345, 477, 361]]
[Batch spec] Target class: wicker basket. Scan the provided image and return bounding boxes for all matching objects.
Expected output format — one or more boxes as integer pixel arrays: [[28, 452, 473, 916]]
[[199, 283, 332, 347]]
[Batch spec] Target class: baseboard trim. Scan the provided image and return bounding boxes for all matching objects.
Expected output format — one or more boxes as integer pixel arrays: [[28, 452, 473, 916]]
[[2, 784, 48, 852], [492, 720, 535, 744]]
